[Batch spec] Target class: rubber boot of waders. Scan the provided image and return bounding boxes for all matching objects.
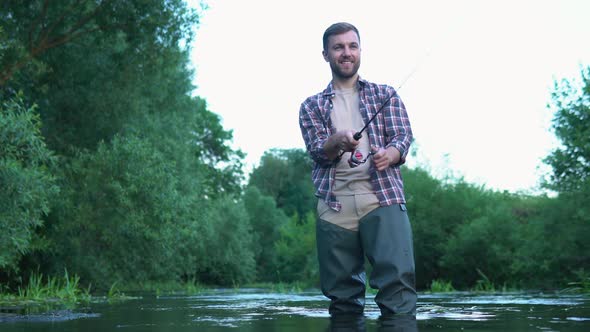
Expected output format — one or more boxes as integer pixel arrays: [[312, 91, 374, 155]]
[[317, 218, 366, 316], [359, 204, 417, 316]]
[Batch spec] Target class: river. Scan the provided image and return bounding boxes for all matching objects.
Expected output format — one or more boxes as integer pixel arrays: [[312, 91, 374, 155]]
[[1, 289, 589, 331]]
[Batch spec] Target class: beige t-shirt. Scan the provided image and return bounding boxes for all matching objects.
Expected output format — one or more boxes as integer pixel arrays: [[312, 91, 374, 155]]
[[317, 87, 380, 231]]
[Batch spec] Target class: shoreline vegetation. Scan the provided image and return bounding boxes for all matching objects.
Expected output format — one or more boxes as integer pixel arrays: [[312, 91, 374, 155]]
[[0, 271, 137, 313], [1, 272, 588, 315]]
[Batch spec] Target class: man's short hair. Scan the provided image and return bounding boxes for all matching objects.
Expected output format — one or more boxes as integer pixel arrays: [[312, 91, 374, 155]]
[[322, 22, 360, 51]]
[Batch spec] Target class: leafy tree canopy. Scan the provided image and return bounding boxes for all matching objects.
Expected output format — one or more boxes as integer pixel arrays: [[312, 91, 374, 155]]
[[248, 148, 316, 220], [544, 66, 590, 192]]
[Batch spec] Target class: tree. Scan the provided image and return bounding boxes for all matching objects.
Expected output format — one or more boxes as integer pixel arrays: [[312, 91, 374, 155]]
[[243, 186, 289, 281], [537, 66, 590, 287], [511, 193, 590, 289], [403, 166, 497, 288], [245, 149, 318, 282], [544, 66, 590, 193], [248, 148, 316, 221], [129, 97, 245, 198], [42, 135, 190, 288], [274, 212, 318, 284], [2, 1, 252, 288], [41, 133, 253, 289], [0, 0, 200, 87], [0, 97, 58, 273], [1, 1, 200, 154]]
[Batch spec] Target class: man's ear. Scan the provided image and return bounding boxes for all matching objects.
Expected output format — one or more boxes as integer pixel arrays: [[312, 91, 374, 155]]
[[322, 50, 329, 62]]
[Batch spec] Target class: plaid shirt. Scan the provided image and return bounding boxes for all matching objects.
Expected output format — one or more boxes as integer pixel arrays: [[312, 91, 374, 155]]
[[299, 78, 413, 211]]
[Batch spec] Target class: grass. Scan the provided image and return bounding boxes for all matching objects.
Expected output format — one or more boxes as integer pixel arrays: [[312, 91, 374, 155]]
[[103, 281, 141, 302], [139, 280, 312, 296], [429, 279, 456, 293], [469, 269, 518, 293], [422, 270, 522, 294], [471, 268, 496, 292], [270, 281, 305, 293], [185, 277, 206, 295], [16, 269, 91, 303], [0, 269, 91, 312], [133, 278, 207, 297], [560, 270, 590, 294], [245, 281, 310, 293], [369, 278, 457, 295], [0, 270, 141, 309]]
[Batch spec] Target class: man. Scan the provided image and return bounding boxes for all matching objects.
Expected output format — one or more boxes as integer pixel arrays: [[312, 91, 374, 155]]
[[299, 22, 417, 318]]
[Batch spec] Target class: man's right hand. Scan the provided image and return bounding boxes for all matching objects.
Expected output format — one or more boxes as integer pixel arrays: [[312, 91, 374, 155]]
[[324, 130, 360, 160], [338, 130, 360, 152]]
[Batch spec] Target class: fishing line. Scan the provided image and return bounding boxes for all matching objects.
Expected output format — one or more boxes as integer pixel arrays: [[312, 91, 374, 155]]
[[338, 75, 414, 167], [339, 17, 462, 168]]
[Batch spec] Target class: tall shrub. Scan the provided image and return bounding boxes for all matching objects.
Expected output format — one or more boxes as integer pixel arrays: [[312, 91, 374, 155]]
[[0, 97, 58, 272], [46, 135, 192, 288]]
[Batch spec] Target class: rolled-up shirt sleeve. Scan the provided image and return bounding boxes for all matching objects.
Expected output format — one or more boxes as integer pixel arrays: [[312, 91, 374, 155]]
[[384, 90, 413, 166], [299, 99, 333, 166]]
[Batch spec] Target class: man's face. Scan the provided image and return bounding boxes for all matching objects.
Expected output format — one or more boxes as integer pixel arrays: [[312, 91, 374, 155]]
[[323, 30, 361, 80]]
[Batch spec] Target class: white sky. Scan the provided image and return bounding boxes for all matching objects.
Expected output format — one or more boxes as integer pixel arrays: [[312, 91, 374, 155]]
[[188, 0, 590, 194]]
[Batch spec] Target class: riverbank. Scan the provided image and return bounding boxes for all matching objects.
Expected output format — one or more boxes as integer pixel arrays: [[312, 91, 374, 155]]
[[2, 271, 588, 319], [0, 271, 138, 316], [2, 288, 589, 331]]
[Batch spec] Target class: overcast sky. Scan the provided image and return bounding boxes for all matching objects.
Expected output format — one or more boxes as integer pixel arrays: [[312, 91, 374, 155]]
[[188, 0, 590, 194]]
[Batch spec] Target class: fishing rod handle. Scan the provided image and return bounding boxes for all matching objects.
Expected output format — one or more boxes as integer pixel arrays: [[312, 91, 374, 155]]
[[336, 132, 362, 159]]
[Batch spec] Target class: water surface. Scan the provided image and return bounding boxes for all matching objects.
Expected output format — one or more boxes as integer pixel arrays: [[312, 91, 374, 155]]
[[1, 289, 588, 331]]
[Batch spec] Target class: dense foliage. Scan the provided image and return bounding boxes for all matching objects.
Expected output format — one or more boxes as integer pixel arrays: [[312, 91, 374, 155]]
[[248, 149, 316, 221], [544, 66, 590, 193], [1, 0, 254, 289], [0, 97, 58, 271], [1, 1, 588, 292]]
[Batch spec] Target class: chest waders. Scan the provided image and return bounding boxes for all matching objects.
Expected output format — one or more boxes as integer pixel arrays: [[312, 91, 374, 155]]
[[317, 203, 417, 316], [321, 89, 417, 317]]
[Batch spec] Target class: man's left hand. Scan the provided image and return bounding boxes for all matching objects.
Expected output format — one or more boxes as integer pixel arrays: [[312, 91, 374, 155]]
[[372, 146, 401, 171]]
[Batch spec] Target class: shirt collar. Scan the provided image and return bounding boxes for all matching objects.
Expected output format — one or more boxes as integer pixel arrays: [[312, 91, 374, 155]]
[[322, 77, 367, 98]]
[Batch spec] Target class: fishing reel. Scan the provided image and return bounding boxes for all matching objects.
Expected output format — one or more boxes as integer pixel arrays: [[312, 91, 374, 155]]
[[347, 148, 376, 168], [344, 132, 376, 168]]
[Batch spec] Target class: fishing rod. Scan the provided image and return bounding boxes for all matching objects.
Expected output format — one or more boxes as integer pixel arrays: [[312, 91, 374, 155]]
[[340, 28, 448, 168], [349, 54, 421, 143], [341, 92, 394, 168], [336, 15, 461, 168], [340, 74, 413, 168]]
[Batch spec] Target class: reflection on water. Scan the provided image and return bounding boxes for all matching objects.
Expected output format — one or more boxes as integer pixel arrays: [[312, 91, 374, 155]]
[[328, 314, 418, 332], [1, 289, 589, 331]]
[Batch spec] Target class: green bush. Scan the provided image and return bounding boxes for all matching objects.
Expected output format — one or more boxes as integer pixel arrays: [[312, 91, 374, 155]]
[[45, 135, 197, 288], [243, 186, 288, 281], [42, 133, 256, 289], [194, 196, 256, 286], [0, 97, 58, 272], [274, 212, 318, 284], [440, 196, 519, 289], [404, 167, 494, 289], [512, 189, 590, 289], [429, 279, 455, 293]]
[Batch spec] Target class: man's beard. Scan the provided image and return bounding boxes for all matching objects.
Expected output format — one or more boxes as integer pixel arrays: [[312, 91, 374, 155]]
[[330, 59, 360, 80]]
